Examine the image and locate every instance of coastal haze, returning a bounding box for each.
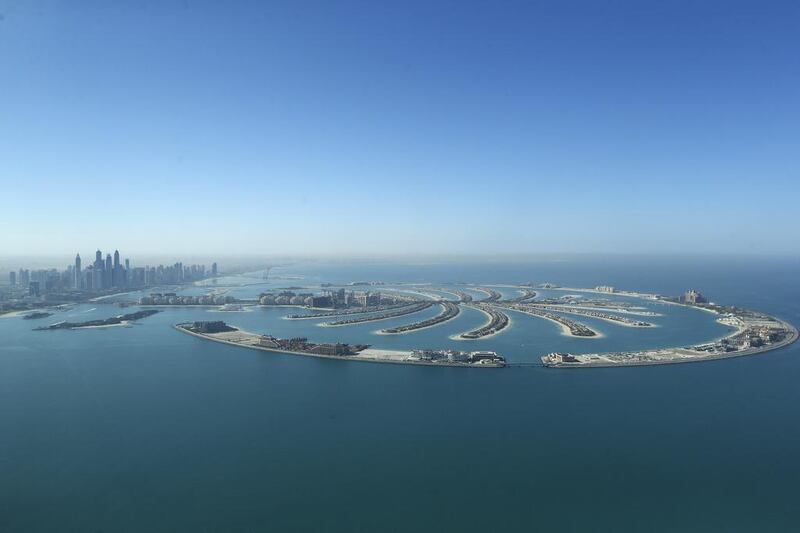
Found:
[3,1,800,532]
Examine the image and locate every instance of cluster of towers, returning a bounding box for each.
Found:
[73,249,128,291]
[70,250,218,292]
[7,252,219,296]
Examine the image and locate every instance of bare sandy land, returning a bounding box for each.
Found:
[0,310,37,318]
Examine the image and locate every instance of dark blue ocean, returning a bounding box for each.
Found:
[2,255,799,532]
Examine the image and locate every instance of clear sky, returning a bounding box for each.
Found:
[1,0,798,256]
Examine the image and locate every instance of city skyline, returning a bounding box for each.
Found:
[6,247,218,295]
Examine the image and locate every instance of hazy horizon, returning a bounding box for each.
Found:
[2,1,799,256]
[2,250,797,276]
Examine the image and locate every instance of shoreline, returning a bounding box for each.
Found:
[0,304,74,319]
[1,309,41,318]
[89,290,140,302]
[173,325,504,368]
[515,283,800,368]
[73,321,133,330]
[543,317,797,368]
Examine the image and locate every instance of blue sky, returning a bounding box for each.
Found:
[1,0,798,255]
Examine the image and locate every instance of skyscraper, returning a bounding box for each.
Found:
[74,253,82,289]
[93,266,103,291]
[9,271,16,286]
[105,254,113,288]
[112,250,121,287]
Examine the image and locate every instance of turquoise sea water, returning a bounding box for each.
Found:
[2,256,799,532]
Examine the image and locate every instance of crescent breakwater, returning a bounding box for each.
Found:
[540,301,798,367]
[174,322,505,368]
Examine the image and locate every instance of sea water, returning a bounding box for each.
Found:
[1,255,798,531]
